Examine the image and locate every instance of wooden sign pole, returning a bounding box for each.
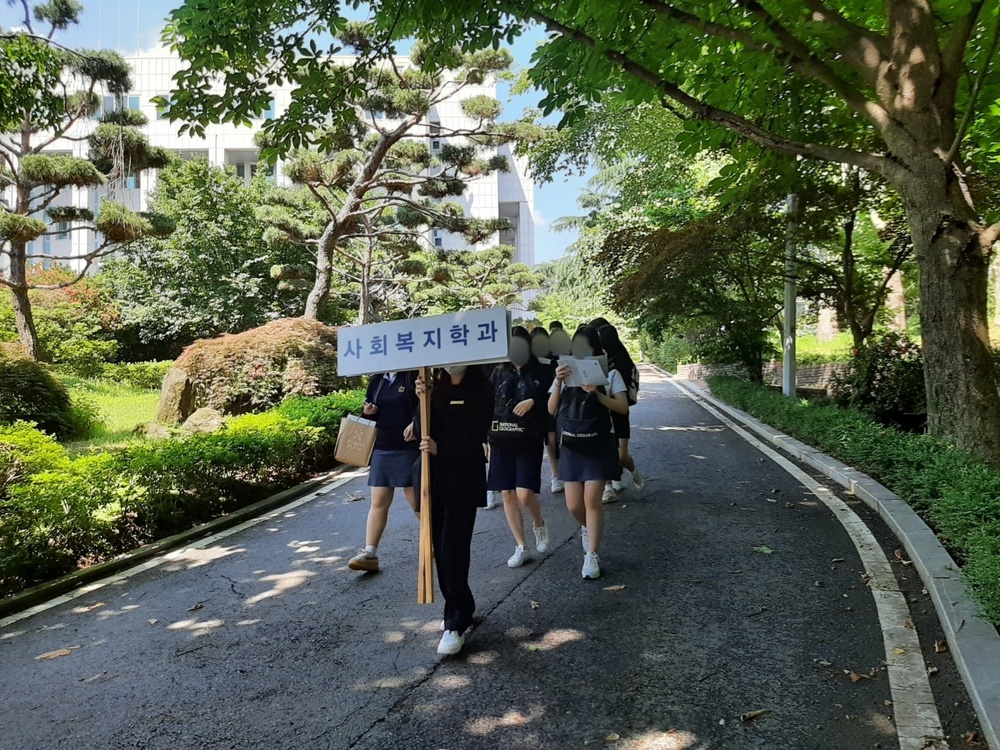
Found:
[417,366,434,604]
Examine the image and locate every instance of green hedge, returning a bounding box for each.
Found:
[708,377,1000,625]
[101,360,175,390]
[0,389,364,598]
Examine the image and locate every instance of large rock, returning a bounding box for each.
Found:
[132,422,173,440]
[155,367,196,425]
[182,407,225,434]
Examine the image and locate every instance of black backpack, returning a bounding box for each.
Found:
[557,385,612,453]
[625,363,640,406]
[489,367,537,446]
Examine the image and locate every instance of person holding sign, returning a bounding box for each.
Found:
[548,325,629,580]
[414,365,494,656]
[348,372,420,573]
[488,327,551,568]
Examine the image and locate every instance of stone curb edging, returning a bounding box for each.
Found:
[0,465,351,620]
[661,371,1000,750]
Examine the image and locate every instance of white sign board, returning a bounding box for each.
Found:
[337,307,511,377]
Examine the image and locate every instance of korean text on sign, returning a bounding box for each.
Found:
[336,307,511,377]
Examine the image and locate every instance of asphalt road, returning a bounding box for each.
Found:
[0,367,984,750]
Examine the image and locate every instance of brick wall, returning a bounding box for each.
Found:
[676,362,849,391]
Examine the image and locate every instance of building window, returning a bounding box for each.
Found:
[429,121,442,152]
[236,163,275,184]
[259,98,275,120]
[250,163,275,181]
[157,96,173,120]
[432,229,444,249]
[126,172,140,190]
[56,221,69,239]
[128,95,140,111]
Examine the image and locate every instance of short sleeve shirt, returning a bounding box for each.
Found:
[549,368,627,396]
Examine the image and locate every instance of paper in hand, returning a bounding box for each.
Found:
[561,356,610,387]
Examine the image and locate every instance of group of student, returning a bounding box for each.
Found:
[347,318,643,656]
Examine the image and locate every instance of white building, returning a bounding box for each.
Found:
[4,52,536,287]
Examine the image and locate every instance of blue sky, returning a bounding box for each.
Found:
[1,0,589,264]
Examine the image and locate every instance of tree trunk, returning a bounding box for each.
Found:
[992,253,1000,329]
[357,260,372,325]
[886,271,907,332]
[6,241,40,359]
[304,244,333,320]
[898,165,1000,466]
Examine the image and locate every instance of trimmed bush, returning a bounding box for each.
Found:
[830,331,925,431]
[708,376,1000,625]
[0,389,362,598]
[102,361,173,390]
[171,317,354,415]
[0,352,77,438]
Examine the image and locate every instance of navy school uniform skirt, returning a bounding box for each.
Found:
[368,447,420,488]
[557,433,622,483]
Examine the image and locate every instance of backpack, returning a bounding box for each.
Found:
[489,367,538,446]
[557,385,612,453]
[625,363,640,406]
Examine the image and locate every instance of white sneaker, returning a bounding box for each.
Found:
[533,525,550,554]
[582,552,602,579]
[347,549,379,572]
[485,491,501,509]
[580,525,590,554]
[437,630,465,655]
[551,478,565,494]
[602,486,618,504]
[612,480,625,493]
[507,545,530,568]
[631,468,646,491]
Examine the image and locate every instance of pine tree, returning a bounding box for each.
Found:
[0,1,172,359]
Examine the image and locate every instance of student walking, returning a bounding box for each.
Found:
[531,327,563,493]
[488,327,551,568]
[599,324,646,500]
[549,324,572,358]
[548,325,630,580]
[415,365,494,656]
[349,372,420,573]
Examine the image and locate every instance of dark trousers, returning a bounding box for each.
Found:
[432,494,478,634]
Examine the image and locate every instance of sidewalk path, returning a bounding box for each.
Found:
[0,367,983,750]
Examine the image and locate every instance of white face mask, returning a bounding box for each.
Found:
[443,365,467,378]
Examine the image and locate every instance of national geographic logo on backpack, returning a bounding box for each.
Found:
[492,420,525,433]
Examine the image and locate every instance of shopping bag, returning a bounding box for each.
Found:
[334,415,377,467]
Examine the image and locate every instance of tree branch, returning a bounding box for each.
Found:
[942,1,985,80]
[736,0,890,128]
[533,12,898,178]
[982,221,1000,252]
[945,8,1000,168]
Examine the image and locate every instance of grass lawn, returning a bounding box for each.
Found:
[59,375,160,451]
[794,332,854,364]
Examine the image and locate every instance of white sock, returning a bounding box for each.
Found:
[366,545,377,556]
